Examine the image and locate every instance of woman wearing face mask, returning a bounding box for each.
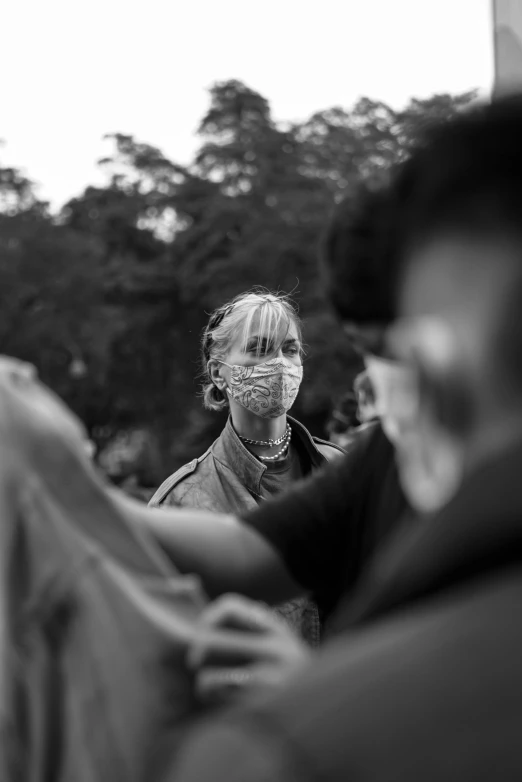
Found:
[149,290,345,645]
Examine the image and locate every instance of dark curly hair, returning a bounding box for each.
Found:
[320,181,401,326]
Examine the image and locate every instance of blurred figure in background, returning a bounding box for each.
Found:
[149,289,345,647]
[173,94,522,782]
[353,369,378,424]
[97,428,159,501]
[326,370,378,448]
[325,389,359,448]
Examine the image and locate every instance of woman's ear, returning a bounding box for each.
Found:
[208,359,227,392]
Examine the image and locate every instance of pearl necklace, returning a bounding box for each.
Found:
[239,423,291,448]
[257,427,292,462]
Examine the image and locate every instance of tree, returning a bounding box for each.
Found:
[0,147,44,215]
[0,84,478,482]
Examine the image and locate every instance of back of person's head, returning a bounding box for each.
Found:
[201,289,302,411]
[390,93,522,512]
[321,183,415,444]
[321,182,400,327]
[396,94,522,413]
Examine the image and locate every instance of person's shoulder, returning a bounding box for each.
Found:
[288,415,347,463]
[344,420,387,454]
[148,449,212,507]
[312,437,347,463]
[316,422,389,486]
[316,422,384,467]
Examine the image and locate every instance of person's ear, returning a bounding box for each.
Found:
[208,360,227,393]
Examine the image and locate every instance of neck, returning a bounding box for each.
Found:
[229,404,290,461]
[230,403,287,442]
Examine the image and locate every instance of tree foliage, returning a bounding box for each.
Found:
[0,83,477,483]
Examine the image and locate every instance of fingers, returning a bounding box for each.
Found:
[195,665,255,706]
[196,593,284,633]
[187,594,289,669]
[194,664,283,706]
[187,594,309,677]
[187,625,273,669]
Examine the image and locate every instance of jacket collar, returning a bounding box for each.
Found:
[348,440,522,627]
[211,415,325,496]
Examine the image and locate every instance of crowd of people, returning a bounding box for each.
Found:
[2,93,522,781]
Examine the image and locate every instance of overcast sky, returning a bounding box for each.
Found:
[1,0,493,210]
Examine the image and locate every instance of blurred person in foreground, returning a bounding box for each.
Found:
[172,95,522,781]
[149,290,345,646]
[0,357,207,782]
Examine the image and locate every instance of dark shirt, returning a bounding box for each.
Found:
[241,422,410,629]
[258,445,304,500]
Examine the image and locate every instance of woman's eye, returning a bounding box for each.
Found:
[285,347,299,356]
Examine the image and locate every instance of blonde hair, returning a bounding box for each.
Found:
[201,289,302,411]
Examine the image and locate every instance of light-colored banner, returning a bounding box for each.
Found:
[492,0,522,95]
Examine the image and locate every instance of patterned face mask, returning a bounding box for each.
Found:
[218,357,303,419]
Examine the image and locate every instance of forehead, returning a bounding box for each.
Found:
[234,308,299,343]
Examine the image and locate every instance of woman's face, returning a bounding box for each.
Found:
[208,311,303,410]
[223,316,302,373]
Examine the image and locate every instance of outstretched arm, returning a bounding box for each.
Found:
[110,490,303,604]
[114,426,376,605]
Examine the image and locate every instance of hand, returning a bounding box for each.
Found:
[187,593,312,707]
